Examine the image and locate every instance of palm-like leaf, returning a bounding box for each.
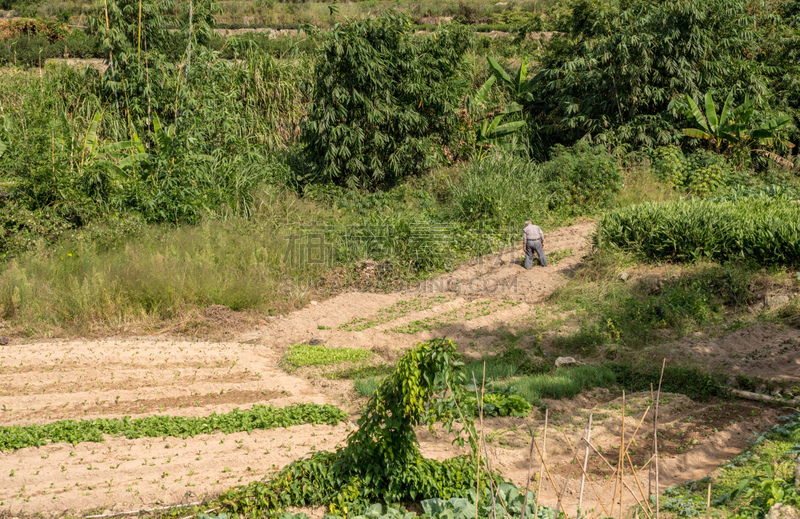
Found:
[487,56,512,86]
[704,92,719,133]
[683,94,709,133]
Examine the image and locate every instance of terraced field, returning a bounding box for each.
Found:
[1,222,796,516]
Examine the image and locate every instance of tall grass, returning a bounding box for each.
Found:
[596,197,800,267]
[446,152,554,229]
[0,203,331,334]
[507,365,618,404]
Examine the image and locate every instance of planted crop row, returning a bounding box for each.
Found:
[389,299,520,334]
[596,197,800,266]
[339,295,451,331]
[0,403,347,451]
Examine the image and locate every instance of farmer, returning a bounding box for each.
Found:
[522,220,547,269]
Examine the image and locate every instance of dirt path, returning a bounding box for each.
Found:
[0,221,795,516]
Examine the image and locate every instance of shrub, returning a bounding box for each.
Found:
[539,141,624,214]
[596,197,800,267]
[448,152,546,229]
[502,364,618,405]
[301,13,472,189]
[653,146,742,196]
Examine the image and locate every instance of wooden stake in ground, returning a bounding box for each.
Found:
[520,429,536,519]
[533,408,549,519]
[649,382,654,502]
[706,483,712,519]
[532,434,569,519]
[618,391,626,519]
[655,359,666,519]
[578,410,594,517]
[473,370,498,519]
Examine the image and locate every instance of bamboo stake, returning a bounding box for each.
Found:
[473,372,497,519]
[626,452,654,516]
[533,408,548,519]
[655,359,666,519]
[587,404,652,519]
[612,391,626,518]
[520,429,536,519]
[649,382,654,503]
[444,378,481,519]
[706,483,711,519]
[532,434,569,519]
[578,411,594,517]
[570,435,612,519]
[555,437,584,515]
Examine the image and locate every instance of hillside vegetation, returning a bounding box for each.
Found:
[1,0,799,335]
[1,4,800,515]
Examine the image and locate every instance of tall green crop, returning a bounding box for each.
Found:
[596,197,800,266]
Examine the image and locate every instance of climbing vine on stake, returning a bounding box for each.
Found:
[218,338,484,516]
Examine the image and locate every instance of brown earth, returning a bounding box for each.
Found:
[1,222,797,516]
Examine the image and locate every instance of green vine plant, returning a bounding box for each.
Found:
[218,338,486,517]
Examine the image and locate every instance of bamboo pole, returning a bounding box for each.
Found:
[578,411,594,517]
[533,408,548,519]
[555,437,584,515]
[520,429,536,519]
[655,360,666,519]
[532,434,569,519]
[570,435,611,519]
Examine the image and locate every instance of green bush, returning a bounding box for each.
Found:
[448,152,546,229]
[652,146,742,196]
[539,141,624,214]
[301,13,473,189]
[596,197,800,266]
[503,364,618,405]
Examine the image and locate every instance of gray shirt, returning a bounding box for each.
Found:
[523,224,544,242]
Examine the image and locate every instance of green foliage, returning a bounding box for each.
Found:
[463,390,532,417]
[502,364,618,405]
[283,344,374,370]
[534,0,775,147]
[301,13,473,189]
[539,141,624,214]
[0,403,347,451]
[608,362,725,400]
[596,197,800,266]
[353,376,386,398]
[660,414,800,518]
[730,462,800,518]
[682,91,794,159]
[218,339,479,516]
[447,152,547,229]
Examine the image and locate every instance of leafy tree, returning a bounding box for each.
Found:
[301,13,472,189]
[88,0,218,124]
[532,0,770,148]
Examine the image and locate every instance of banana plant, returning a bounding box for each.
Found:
[682,91,794,155]
[487,56,535,104]
[78,112,148,174]
[476,103,526,146]
[0,115,10,160]
[465,73,526,152]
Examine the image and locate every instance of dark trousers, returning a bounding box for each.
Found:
[525,239,547,269]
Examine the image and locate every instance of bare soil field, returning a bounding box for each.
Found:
[1,222,796,516]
